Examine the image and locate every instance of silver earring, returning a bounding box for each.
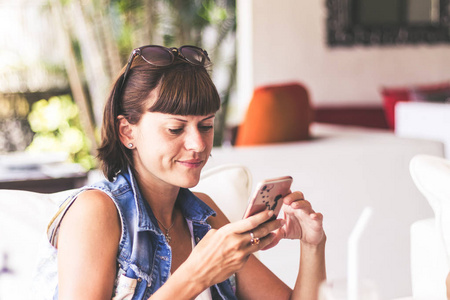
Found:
[128,143,133,149]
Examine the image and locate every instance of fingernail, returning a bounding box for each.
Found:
[280,220,286,226]
[268,210,274,217]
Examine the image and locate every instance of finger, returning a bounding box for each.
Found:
[245,218,285,250]
[250,219,285,239]
[290,199,312,210]
[247,231,277,252]
[224,210,275,234]
[311,212,324,222]
[260,229,284,250]
[282,191,305,205]
[253,225,287,251]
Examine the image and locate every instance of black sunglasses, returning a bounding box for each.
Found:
[119,45,211,91]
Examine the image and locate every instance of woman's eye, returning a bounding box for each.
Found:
[199,125,213,132]
[169,128,183,134]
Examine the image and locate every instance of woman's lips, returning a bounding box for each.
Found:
[177,159,203,168]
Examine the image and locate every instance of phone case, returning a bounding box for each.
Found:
[242,176,293,219]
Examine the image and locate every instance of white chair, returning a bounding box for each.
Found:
[0,164,252,300]
[409,154,450,300]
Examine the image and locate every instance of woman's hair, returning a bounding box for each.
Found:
[97,54,221,181]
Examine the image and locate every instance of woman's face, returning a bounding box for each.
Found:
[124,89,215,189]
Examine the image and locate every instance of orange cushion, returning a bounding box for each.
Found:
[235,83,312,146]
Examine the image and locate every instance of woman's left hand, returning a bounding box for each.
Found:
[263,191,325,250]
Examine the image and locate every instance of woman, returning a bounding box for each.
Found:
[34,45,326,299]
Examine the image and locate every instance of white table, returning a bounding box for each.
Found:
[206,123,444,300]
[395,102,450,158]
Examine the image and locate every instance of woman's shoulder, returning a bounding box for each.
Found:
[68,189,120,227]
[75,189,117,209]
[53,189,121,248]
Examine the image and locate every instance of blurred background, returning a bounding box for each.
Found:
[1,0,449,189]
[0,0,236,172]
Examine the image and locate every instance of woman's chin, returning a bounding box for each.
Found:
[183,177,201,189]
[175,173,201,189]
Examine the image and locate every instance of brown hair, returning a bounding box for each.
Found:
[97,54,220,181]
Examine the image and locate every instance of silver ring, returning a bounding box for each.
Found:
[250,232,260,245]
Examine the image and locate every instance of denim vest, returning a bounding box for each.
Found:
[41,169,237,300]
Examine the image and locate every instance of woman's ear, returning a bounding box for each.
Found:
[117,115,135,149]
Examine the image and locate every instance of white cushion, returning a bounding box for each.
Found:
[192,164,252,223]
[0,189,74,300]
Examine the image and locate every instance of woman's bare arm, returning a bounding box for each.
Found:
[57,190,121,300]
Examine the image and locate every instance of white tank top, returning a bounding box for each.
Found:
[185,220,213,300]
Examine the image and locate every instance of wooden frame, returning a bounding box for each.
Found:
[326,0,450,46]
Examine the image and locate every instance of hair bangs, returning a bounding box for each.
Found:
[150,64,220,116]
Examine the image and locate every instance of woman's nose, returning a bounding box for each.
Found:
[184,129,206,152]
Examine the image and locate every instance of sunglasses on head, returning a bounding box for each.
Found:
[119,45,211,91]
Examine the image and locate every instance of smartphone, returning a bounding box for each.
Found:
[242,176,293,219]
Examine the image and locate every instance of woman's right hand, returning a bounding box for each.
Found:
[180,210,285,289]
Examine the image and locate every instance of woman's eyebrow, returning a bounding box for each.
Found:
[168,117,188,122]
[167,115,215,122]
[201,115,215,121]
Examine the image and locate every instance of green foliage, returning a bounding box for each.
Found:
[27,95,96,170]
[199,0,229,24]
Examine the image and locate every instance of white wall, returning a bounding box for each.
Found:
[234,0,450,123]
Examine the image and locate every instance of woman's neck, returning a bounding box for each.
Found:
[134,171,180,227]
